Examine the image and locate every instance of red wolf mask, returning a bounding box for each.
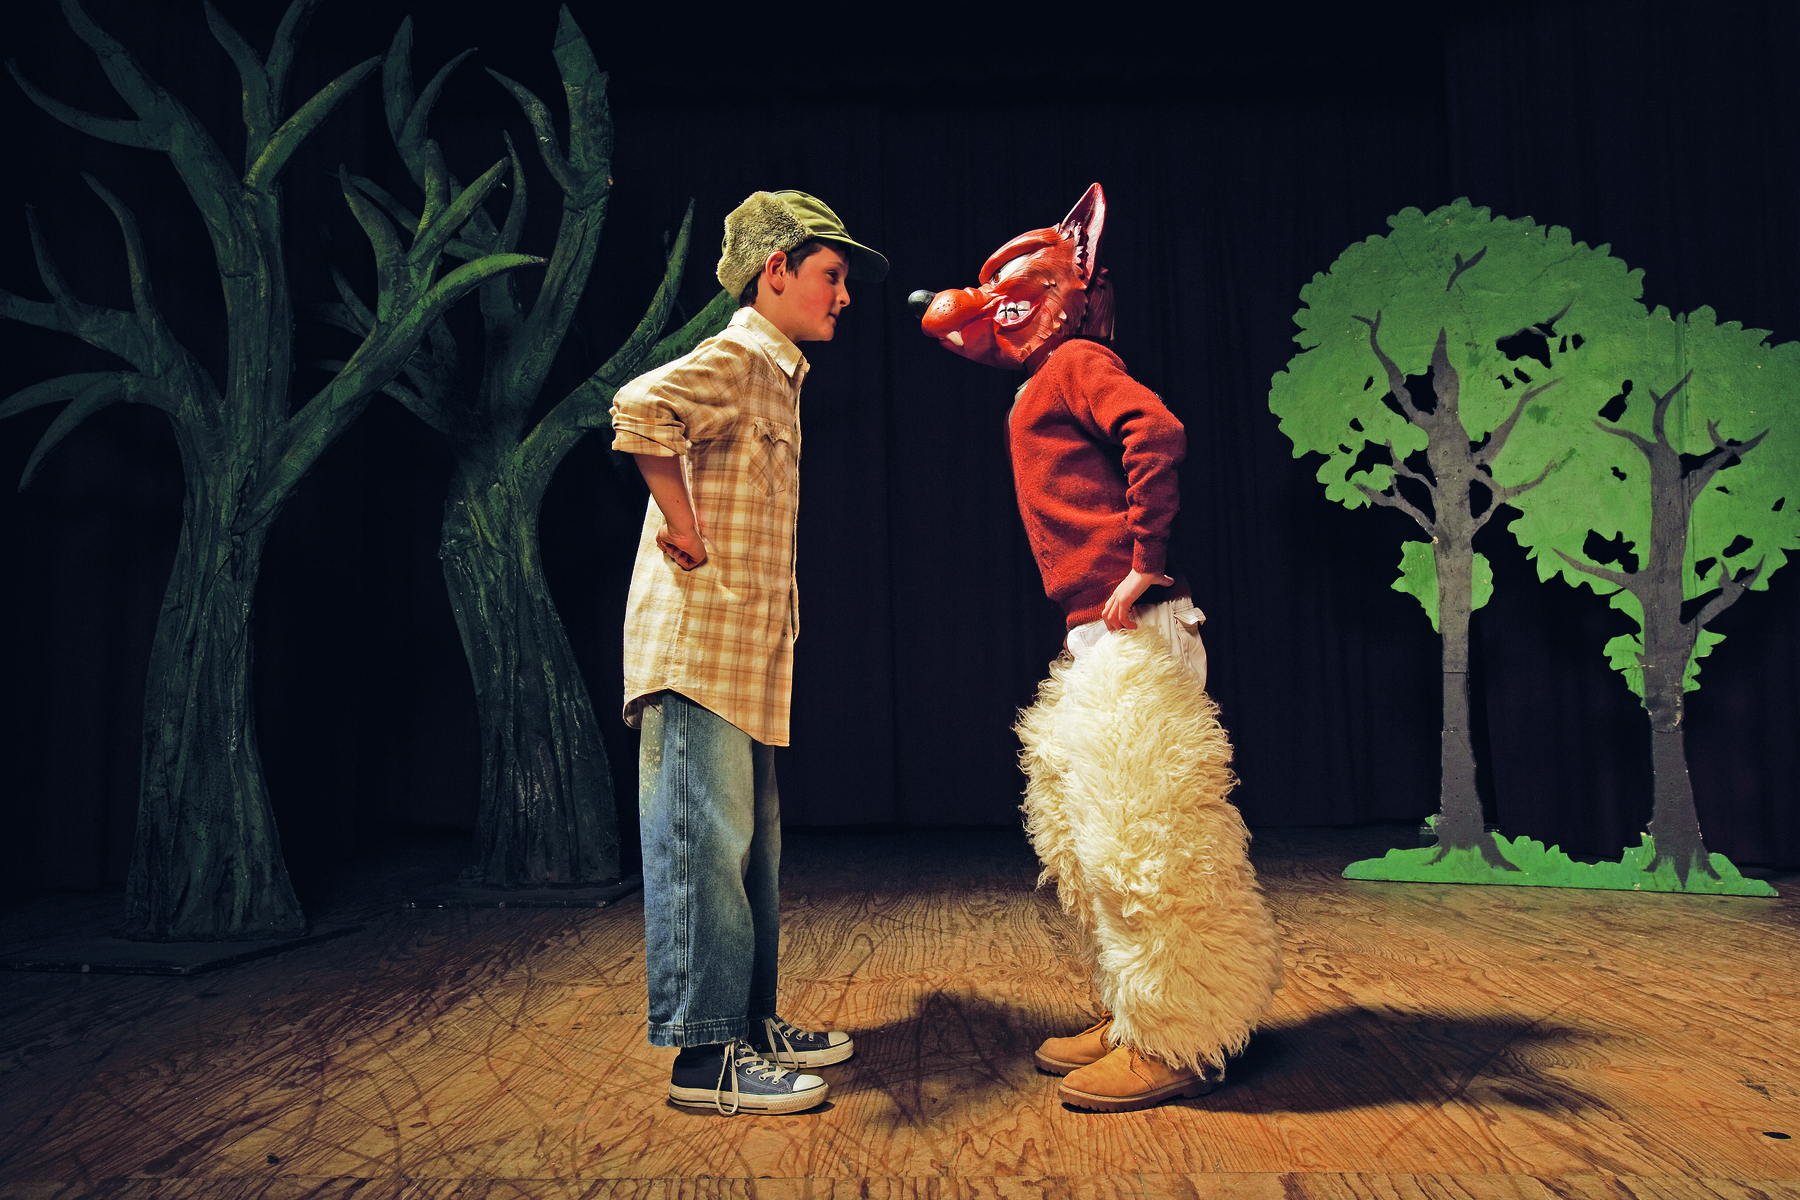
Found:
[913,182,1111,372]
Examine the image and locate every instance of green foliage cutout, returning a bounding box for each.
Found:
[1270,198,1644,867]
[1392,542,1492,633]
[1501,304,1800,884]
[1289,202,1796,895]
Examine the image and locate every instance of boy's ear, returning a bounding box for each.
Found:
[761,250,789,292]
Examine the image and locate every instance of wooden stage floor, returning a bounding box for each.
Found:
[1,824,1796,1199]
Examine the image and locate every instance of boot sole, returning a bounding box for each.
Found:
[1033,1049,1098,1076]
[668,1083,829,1114]
[1058,1075,1215,1113]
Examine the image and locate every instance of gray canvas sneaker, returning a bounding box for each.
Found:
[747,1016,855,1068]
[667,1039,828,1115]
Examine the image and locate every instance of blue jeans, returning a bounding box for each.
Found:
[639,691,782,1047]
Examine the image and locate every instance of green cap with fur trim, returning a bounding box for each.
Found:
[716,190,888,296]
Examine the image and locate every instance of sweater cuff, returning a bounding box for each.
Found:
[1132,538,1168,577]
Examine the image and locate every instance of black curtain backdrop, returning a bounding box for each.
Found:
[1,0,1795,899]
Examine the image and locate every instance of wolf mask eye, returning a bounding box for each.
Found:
[992,253,1033,285]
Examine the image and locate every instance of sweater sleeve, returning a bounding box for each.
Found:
[1058,342,1186,576]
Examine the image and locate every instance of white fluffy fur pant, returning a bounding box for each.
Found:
[1014,612,1284,1073]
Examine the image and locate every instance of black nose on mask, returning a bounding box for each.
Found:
[907,289,936,318]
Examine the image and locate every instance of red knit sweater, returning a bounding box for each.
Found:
[1008,339,1186,629]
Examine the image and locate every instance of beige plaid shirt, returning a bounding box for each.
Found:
[611,306,807,746]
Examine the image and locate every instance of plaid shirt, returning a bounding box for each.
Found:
[611,306,807,746]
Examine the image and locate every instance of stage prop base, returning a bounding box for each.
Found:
[1418,822,1500,848]
[402,876,642,910]
[0,924,362,976]
[1347,832,1777,895]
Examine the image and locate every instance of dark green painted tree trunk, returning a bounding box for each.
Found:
[439,466,616,886]
[125,505,301,939]
[337,11,735,889]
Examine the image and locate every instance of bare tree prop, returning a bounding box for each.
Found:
[322,9,732,888]
[0,0,541,939]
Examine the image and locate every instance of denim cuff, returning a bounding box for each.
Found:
[647,1014,755,1048]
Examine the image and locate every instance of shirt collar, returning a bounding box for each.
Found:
[731,306,808,382]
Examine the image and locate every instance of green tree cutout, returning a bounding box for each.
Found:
[1503,305,1800,887]
[0,0,542,939]
[321,11,733,887]
[1270,199,1643,869]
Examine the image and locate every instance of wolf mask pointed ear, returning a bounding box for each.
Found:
[1058,183,1106,287]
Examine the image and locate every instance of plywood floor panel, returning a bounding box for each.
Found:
[1,826,1796,1200]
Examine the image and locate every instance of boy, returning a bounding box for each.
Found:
[611,190,885,1115]
[912,184,1283,1112]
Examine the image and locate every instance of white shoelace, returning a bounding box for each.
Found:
[761,1017,808,1063]
[712,1038,794,1115]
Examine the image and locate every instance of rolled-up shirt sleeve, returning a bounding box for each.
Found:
[610,340,747,457]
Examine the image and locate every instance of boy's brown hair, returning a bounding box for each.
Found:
[736,239,834,306]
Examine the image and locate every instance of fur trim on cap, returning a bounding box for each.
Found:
[1014,627,1284,1073]
[717,191,811,296]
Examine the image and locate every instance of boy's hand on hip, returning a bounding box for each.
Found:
[1103,570,1175,630]
[656,524,708,571]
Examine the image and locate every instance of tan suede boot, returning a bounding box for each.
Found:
[1057,1045,1215,1112]
[1033,1014,1113,1075]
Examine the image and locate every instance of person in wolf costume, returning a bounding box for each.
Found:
[910,184,1283,1112]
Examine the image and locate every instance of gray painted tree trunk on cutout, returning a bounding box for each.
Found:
[1635,413,1713,881]
[1432,533,1484,856]
[1417,335,1513,869]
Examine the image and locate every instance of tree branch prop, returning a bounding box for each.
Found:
[1353,311,1425,423]
[1595,416,1658,458]
[1445,245,1487,291]
[0,373,183,486]
[247,58,379,194]
[592,200,697,388]
[1355,478,1435,535]
[1478,378,1558,468]
[1479,454,1561,527]
[1684,422,1768,503]
[1383,442,1433,489]
[1648,370,1692,451]
[264,0,325,116]
[486,68,581,197]
[516,214,716,502]
[1693,556,1766,630]
[1555,547,1635,591]
[17,207,150,370]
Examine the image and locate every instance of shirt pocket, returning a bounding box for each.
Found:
[748,416,797,498]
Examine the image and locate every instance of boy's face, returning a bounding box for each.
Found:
[757,244,852,343]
